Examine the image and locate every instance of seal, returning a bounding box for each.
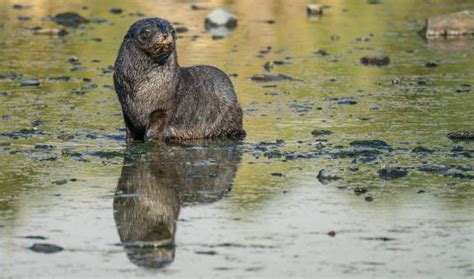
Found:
[113,18,245,141]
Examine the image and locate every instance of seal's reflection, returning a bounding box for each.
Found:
[113,141,242,268]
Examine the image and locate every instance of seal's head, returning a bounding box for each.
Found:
[125,18,176,63]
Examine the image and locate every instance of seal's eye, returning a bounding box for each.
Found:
[138,29,152,42]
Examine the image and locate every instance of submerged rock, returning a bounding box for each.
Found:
[349,140,390,149]
[423,10,474,38]
[317,169,342,184]
[51,12,89,28]
[360,56,390,66]
[20,80,40,87]
[250,74,296,82]
[109,8,123,14]
[306,4,325,16]
[311,130,333,137]
[447,131,474,141]
[29,243,63,254]
[378,168,408,180]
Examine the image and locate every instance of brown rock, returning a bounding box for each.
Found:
[424,10,474,38]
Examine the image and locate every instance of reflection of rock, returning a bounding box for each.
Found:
[205,9,238,38]
[423,10,474,38]
[113,141,242,268]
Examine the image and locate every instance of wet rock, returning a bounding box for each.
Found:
[18,16,32,21]
[330,34,340,41]
[423,10,474,38]
[175,26,189,33]
[29,243,63,254]
[418,164,449,174]
[317,169,342,184]
[13,4,30,9]
[250,74,296,82]
[327,230,336,237]
[52,179,68,185]
[360,56,390,66]
[445,173,474,180]
[365,196,374,202]
[205,8,238,29]
[350,140,390,149]
[367,0,382,4]
[270,172,284,177]
[109,8,123,14]
[48,76,71,82]
[354,187,368,195]
[191,5,207,11]
[412,146,433,153]
[306,4,326,16]
[68,56,81,66]
[311,130,333,137]
[90,151,123,159]
[20,235,47,240]
[425,61,439,68]
[362,237,396,241]
[34,144,54,150]
[447,131,474,141]
[196,250,218,255]
[314,49,329,56]
[378,168,408,180]
[337,99,357,105]
[20,80,40,87]
[32,27,68,36]
[51,12,89,28]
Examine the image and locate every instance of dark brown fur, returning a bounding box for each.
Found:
[113,18,245,141]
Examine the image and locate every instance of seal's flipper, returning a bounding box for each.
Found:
[145,109,168,141]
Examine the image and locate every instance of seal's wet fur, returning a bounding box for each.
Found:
[114,18,245,141]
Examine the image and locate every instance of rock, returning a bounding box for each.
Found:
[52,179,68,185]
[20,235,47,240]
[314,49,329,56]
[109,8,123,14]
[51,12,89,28]
[263,61,274,71]
[425,61,439,68]
[68,56,81,66]
[311,130,333,137]
[33,27,68,36]
[423,10,474,38]
[18,16,32,21]
[378,168,408,180]
[191,5,207,11]
[327,230,336,237]
[412,146,433,153]
[270,172,284,177]
[360,56,390,66]
[365,196,374,202]
[20,80,40,87]
[447,131,474,141]
[349,140,390,149]
[175,26,189,33]
[205,9,238,29]
[417,164,449,174]
[29,243,63,254]
[317,169,342,184]
[250,74,296,82]
[306,4,325,16]
[354,187,368,195]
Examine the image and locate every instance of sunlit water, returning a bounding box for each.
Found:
[0,0,473,278]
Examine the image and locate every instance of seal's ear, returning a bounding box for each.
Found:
[145,109,168,141]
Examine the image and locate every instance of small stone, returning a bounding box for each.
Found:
[175,26,189,33]
[270,172,284,177]
[33,27,68,36]
[365,196,374,202]
[378,168,408,180]
[52,179,68,185]
[412,146,433,153]
[68,56,81,66]
[109,8,123,14]
[307,4,325,16]
[205,8,238,29]
[29,243,63,254]
[314,49,329,56]
[424,10,474,38]
[250,74,296,82]
[354,187,368,195]
[20,80,40,87]
[425,61,439,68]
[18,16,32,21]
[447,131,474,141]
[311,130,333,137]
[263,61,274,71]
[327,230,336,237]
[360,56,390,66]
[349,140,390,149]
[51,12,89,28]
[191,5,207,11]
[330,34,340,41]
[317,169,341,183]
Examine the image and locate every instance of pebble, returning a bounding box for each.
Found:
[360,56,390,66]
[29,243,63,254]
[20,80,40,87]
[378,168,408,180]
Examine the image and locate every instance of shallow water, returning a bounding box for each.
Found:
[0,0,473,278]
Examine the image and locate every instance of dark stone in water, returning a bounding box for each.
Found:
[175,26,189,33]
[425,61,439,68]
[51,12,89,28]
[360,56,390,66]
[52,179,68,185]
[20,235,47,240]
[270,172,284,177]
[90,151,123,159]
[109,8,123,14]
[417,164,449,174]
[447,131,474,141]
[317,169,342,184]
[191,5,207,11]
[327,230,336,237]
[34,144,54,150]
[412,146,433,153]
[20,80,40,87]
[354,187,368,195]
[378,168,408,180]
[250,74,296,82]
[29,243,63,254]
[18,16,32,21]
[314,49,329,56]
[195,250,218,255]
[365,196,374,202]
[350,140,390,149]
[311,130,333,137]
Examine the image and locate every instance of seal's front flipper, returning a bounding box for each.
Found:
[145,109,168,141]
